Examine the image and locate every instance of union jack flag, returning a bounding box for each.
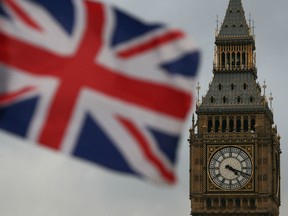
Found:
[0,0,199,184]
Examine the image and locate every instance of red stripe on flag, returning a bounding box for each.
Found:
[0,28,192,151]
[5,0,42,31]
[0,2,192,150]
[0,86,35,105]
[0,32,192,119]
[117,30,184,58]
[118,117,176,184]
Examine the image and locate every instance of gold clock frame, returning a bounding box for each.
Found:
[206,144,255,192]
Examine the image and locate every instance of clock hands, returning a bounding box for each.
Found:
[225,165,251,177]
[225,165,238,175]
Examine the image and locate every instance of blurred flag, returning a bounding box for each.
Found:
[0,0,199,184]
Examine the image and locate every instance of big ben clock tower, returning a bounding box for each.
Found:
[189,0,281,216]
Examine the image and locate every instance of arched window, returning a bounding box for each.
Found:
[218,83,223,90]
[235,199,241,208]
[225,53,230,69]
[221,199,226,208]
[227,53,231,68]
[229,118,234,132]
[208,119,213,133]
[250,199,256,208]
[236,118,241,132]
[222,118,227,132]
[210,97,215,103]
[251,118,256,132]
[237,96,242,104]
[223,96,227,104]
[231,83,235,90]
[232,52,236,67]
[207,199,212,208]
[242,52,246,68]
[242,199,248,208]
[221,52,225,68]
[214,199,219,207]
[228,199,234,208]
[243,83,248,90]
[249,96,254,103]
[244,117,249,132]
[215,118,220,132]
[237,52,241,67]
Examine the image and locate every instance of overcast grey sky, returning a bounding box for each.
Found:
[0,0,287,215]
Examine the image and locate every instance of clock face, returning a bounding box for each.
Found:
[208,146,253,190]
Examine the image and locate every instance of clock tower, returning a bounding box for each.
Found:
[189,0,281,216]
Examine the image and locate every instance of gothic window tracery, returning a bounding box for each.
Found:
[221,52,225,68]
[236,117,241,132]
[215,46,251,70]
[232,52,236,66]
[244,117,249,132]
[237,96,242,104]
[229,117,234,132]
[251,118,256,132]
[207,199,212,208]
[208,118,213,133]
[242,52,246,68]
[215,118,220,132]
[222,118,227,132]
[223,96,227,104]
[243,83,248,90]
[250,199,256,208]
[227,53,231,68]
[235,199,241,208]
[206,116,256,133]
[210,97,215,103]
[221,199,226,208]
[228,199,234,208]
[218,83,223,90]
[237,52,241,67]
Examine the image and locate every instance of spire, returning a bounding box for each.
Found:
[218,0,250,37]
